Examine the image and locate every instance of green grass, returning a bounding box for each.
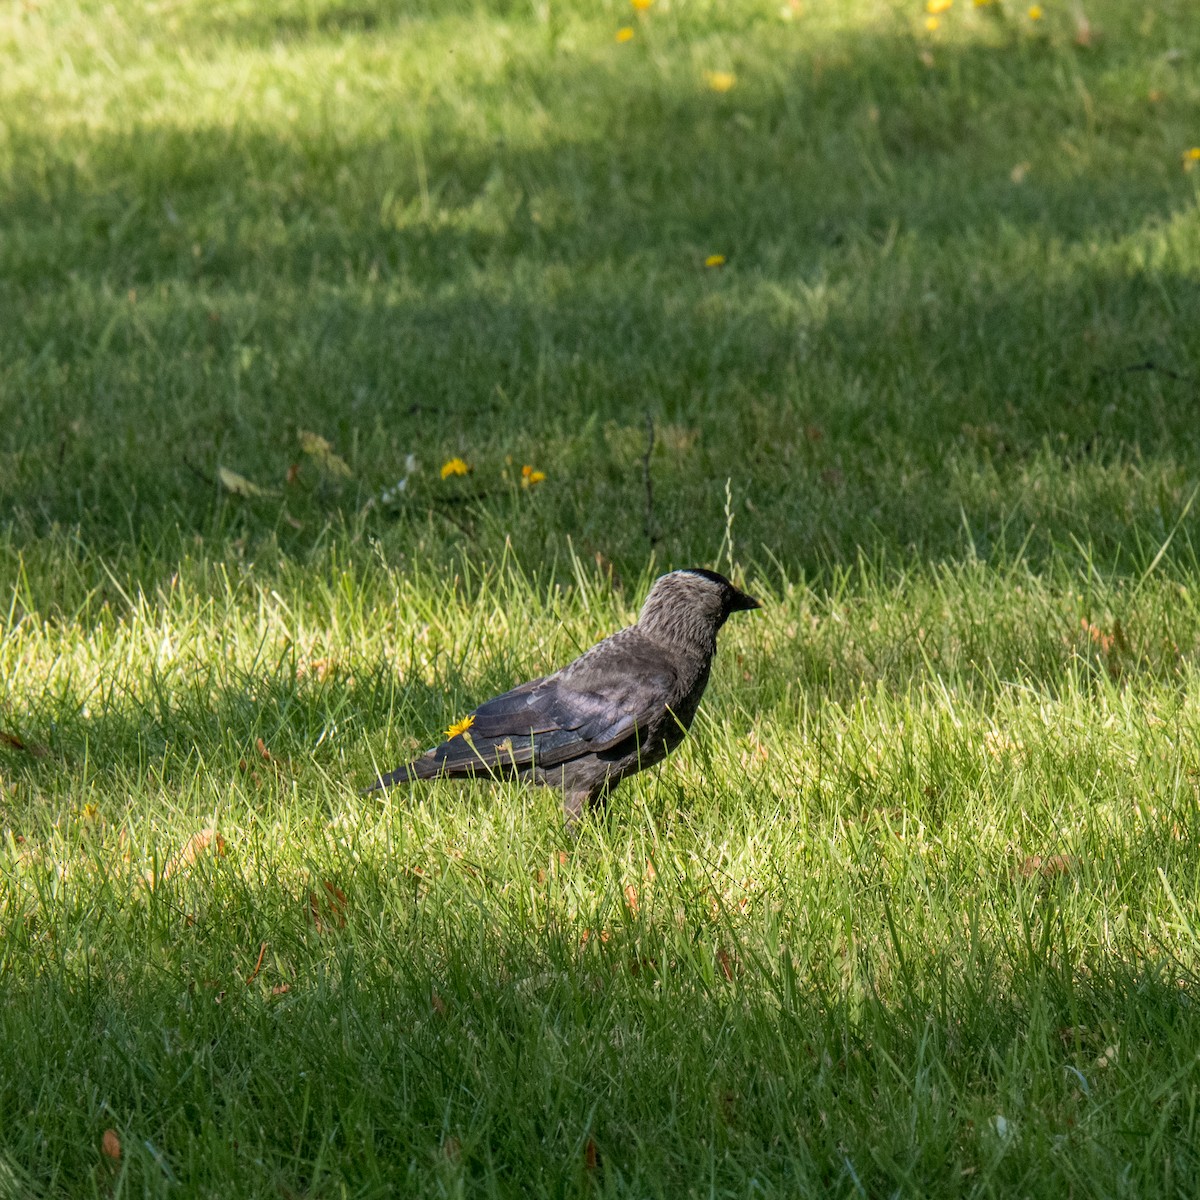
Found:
[3,0,1200,1193]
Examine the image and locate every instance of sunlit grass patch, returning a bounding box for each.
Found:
[3,0,1200,1192]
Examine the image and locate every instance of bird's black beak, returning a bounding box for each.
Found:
[729,588,761,613]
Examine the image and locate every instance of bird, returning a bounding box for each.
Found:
[365,568,761,824]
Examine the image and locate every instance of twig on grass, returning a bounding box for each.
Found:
[1093,360,1192,382]
[246,941,268,985]
[642,412,658,546]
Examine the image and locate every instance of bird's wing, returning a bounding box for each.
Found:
[428,636,678,775]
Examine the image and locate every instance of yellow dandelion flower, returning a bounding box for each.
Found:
[925,14,940,29]
[926,0,952,13]
[973,0,994,6]
[631,0,652,9]
[440,457,471,479]
[705,253,726,268]
[445,714,475,740]
[615,25,634,42]
[1185,147,1200,172]
[1027,4,1043,18]
[521,465,547,487]
[704,70,737,93]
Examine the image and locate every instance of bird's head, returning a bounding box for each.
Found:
[637,568,761,650]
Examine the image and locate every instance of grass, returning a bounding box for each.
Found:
[3,0,1200,1193]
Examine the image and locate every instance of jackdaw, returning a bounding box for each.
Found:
[365,568,760,823]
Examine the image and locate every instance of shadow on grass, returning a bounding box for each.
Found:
[2,870,1198,1193]
[0,654,469,801]
[1,11,1198,587]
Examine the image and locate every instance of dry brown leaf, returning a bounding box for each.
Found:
[0,730,49,758]
[628,953,658,977]
[218,465,276,498]
[324,880,346,918]
[308,880,348,933]
[152,828,226,885]
[1081,617,1113,653]
[271,983,291,996]
[431,990,447,1015]
[716,947,735,980]
[298,429,352,477]
[583,1138,598,1172]
[443,1135,462,1162]
[1018,854,1042,879]
[101,1129,121,1161]
[740,730,770,769]
[623,885,640,916]
[297,429,333,455]
[1018,853,1077,880]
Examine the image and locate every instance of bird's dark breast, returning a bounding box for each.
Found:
[598,657,712,778]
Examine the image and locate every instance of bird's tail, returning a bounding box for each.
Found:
[360,753,442,795]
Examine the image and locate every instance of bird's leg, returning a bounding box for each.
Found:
[562,790,588,831]
[562,781,613,831]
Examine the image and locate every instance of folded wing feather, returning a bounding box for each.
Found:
[428,652,678,775]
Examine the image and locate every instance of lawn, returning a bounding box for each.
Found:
[3,0,1200,1193]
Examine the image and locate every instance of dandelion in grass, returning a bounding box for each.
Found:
[615,25,634,42]
[925,15,940,29]
[704,70,737,93]
[631,0,652,9]
[1185,147,1200,172]
[445,714,475,740]
[440,457,471,479]
[521,465,546,488]
[705,253,726,268]
[926,0,952,12]
[1027,4,1043,18]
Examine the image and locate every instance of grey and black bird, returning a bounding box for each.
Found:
[365,568,760,823]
